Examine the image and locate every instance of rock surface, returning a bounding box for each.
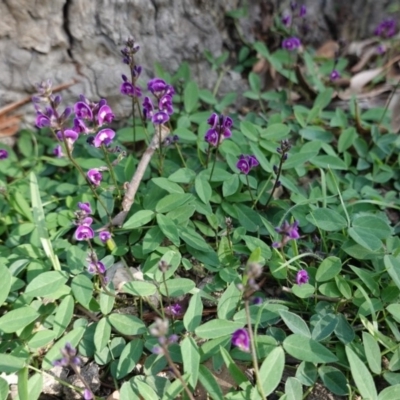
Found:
[0,0,394,123]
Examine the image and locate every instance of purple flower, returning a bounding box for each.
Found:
[99,231,111,243]
[299,5,307,17]
[374,18,397,38]
[282,37,301,51]
[53,145,64,158]
[152,111,169,125]
[57,129,79,143]
[231,328,250,352]
[376,44,386,54]
[120,81,142,97]
[35,112,51,128]
[236,154,259,175]
[88,261,106,274]
[83,389,93,400]
[296,269,309,285]
[147,78,169,96]
[75,225,94,241]
[93,128,115,147]
[275,220,300,239]
[73,118,89,134]
[53,343,81,367]
[142,96,154,120]
[78,202,92,214]
[205,113,233,147]
[330,69,340,81]
[282,14,291,27]
[0,149,9,160]
[97,104,114,126]
[165,303,184,317]
[252,297,263,305]
[74,101,93,120]
[159,95,174,115]
[87,168,102,186]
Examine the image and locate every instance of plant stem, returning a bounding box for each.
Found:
[174,142,187,168]
[161,345,195,400]
[101,145,121,199]
[264,152,285,208]
[244,299,266,399]
[245,174,255,204]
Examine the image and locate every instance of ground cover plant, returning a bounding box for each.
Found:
[1,3,400,400]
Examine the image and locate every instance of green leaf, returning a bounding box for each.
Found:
[99,286,115,315]
[108,314,146,335]
[195,176,212,204]
[10,190,33,222]
[156,193,194,213]
[53,295,74,339]
[182,336,200,389]
[306,208,347,231]
[259,346,285,396]
[279,310,311,337]
[312,155,347,170]
[223,174,240,197]
[0,354,25,373]
[25,271,68,298]
[0,377,9,400]
[353,215,392,239]
[17,366,28,400]
[260,123,290,141]
[334,314,355,344]
[184,293,203,332]
[28,330,56,349]
[318,366,348,396]
[0,264,12,306]
[217,282,241,320]
[316,256,342,282]
[285,377,302,400]
[116,339,144,379]
[0,306,39,333]
[179,226,211,252]
[384,255,400,291]
[249,72,261,94]
[43,327,85,369]
[198,364,224,400]
[311,314,337,342]
[363,332,382,374]
[122,281,158,297]
[152,177,184,194]
[295,361,317,386]
[345,345,377,400]
[30,172,61,271]
[195,320,244,339]
[283,334,338,363]
[378,385,400,400]
[348,227,382,252]
[220,347,250,390]
[184,81,199,113]
[240,121,259,142]
[338,127,357,153]
[71,274,93,308]
[162,373,190,399]
[94,318,111,352]
[168,168,196,183]
[123,210,155,229]
[156,214,180,246]
[15,372,42,400]
[159,278,195,297]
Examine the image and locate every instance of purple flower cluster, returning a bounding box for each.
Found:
[142,78,175,125]
[53,343,81,367]
[236,154,259,175]
[165,303,185,317]
[33,80,117,157]
[204,113,233,147]
[120,37,143,99]
[74,202,94,241]
[272,220,300,248]
[282,37,302,51]
[0,149,8,160]
[281,3,306,27]
[374,18,397,38]
[150,318,178,355]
